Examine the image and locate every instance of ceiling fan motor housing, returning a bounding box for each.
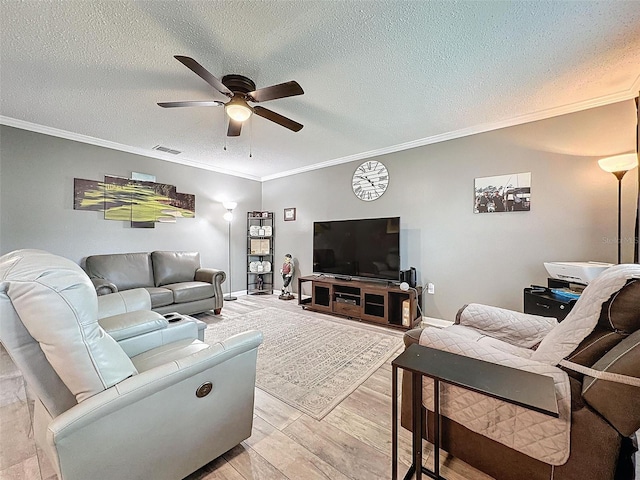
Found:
[222,75,257,96]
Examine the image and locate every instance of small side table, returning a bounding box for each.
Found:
[391,343,558,480]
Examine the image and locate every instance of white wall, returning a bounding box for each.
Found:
[263,100,638,320]
[0,126,262,294]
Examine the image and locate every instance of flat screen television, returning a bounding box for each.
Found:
[313,217,400,281]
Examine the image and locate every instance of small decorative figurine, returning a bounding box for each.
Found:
[279,253,295,300]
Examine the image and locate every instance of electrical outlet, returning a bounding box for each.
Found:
[427,283,435,294]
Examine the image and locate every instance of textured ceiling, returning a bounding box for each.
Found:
[1,1,639,181]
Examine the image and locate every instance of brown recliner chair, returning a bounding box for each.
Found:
[402,264,640,480]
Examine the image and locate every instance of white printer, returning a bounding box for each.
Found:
[544,261,614,285]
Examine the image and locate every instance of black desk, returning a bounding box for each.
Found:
[391,343,558,480]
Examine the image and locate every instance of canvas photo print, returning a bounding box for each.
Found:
[474,172,531,214]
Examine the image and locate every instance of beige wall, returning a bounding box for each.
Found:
[263,100,638,320]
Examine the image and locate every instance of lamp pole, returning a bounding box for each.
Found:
[598,154,639,264]
[223,202,237,301]
[613,171,625,265]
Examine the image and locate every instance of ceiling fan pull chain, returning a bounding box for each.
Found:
[249,116,253,158]
[223,114,228,151]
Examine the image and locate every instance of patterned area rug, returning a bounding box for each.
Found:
[203,306,402,420]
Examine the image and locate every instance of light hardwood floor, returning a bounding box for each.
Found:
[1,295,637,480]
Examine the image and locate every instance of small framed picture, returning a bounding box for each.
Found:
[284,207,296,221]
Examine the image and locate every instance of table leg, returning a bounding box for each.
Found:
[412,371,423,480]
[434,380,440,479]
[392,366,398,480]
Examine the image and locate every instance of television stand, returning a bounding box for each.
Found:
[298,275,422,330]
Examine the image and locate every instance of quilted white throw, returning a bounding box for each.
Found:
[419,264,640,465]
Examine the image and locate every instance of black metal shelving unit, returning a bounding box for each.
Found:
[247,212,274,295]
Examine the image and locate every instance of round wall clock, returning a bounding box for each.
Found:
[352,160,389,201]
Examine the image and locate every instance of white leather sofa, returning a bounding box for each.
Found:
[0,249,263,480]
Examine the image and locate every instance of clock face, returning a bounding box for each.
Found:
[352,160,389,201]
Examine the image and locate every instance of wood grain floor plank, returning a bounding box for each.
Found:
[339,384,395,430]
[183,457,244,480]
[244,417,351,480]
[282,414,393,480]
[253,388,303,431]
[222,443,288,480]
[323,404,415,470]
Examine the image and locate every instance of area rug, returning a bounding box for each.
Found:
[203,306,402,420]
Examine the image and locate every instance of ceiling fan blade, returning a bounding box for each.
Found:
[157,100,224,108]
[247,81,304,103]
[174,55,233,97]
[253,106,303,132]
[227,119,243,137]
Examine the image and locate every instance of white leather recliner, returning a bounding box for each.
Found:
[0,249,263,480]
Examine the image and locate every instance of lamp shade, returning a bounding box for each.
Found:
[598,154,638,173]
[222,201,237,210]
[224,98,252,122]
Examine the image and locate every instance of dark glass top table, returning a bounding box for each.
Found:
[391,343,558,480]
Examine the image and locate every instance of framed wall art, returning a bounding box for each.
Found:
[284,207,296,221]
[474,172,531,214]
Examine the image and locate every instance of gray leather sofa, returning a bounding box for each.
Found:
[0,249,263,480]
[84,251,225,315]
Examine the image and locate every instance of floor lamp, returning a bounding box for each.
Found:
[598,154,639,264]
[223,201,238,301]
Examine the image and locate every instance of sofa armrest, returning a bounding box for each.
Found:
[98,310,169,342]
[195,267,226,285]
[48,330,263,440]
[45,331,263,480]
[97,289,152,319]
[196,268,226,310]
[91,278,117,296]
[456,303,558,348]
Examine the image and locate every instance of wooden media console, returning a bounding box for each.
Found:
[298,275,422,330]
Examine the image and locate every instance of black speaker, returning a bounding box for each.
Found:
[400,267,416,288]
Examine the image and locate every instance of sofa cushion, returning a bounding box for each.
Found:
[152,251,199,287]
[146,287,174,308]
[0,249,137,403]
[582,329,640,437]
[85,252,154,290]
[597,279,640,334]
[165,282,215,304]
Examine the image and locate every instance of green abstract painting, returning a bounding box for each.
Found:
[74,176,195,228]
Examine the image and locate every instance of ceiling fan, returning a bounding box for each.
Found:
[158,56,304,137]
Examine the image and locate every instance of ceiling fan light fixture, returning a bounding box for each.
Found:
[225,98,253,122]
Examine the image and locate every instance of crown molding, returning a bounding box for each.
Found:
[2,79,638,184]
[0,116,261,181]
[262,83,640,181]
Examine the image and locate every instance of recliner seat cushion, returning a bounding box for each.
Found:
[0,250,137,402]
[165,282,215,304]
[85,252,154,290]
[152,251,199,287]
[146,287,174,308]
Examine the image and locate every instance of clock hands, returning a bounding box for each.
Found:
[355,175,376,188]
